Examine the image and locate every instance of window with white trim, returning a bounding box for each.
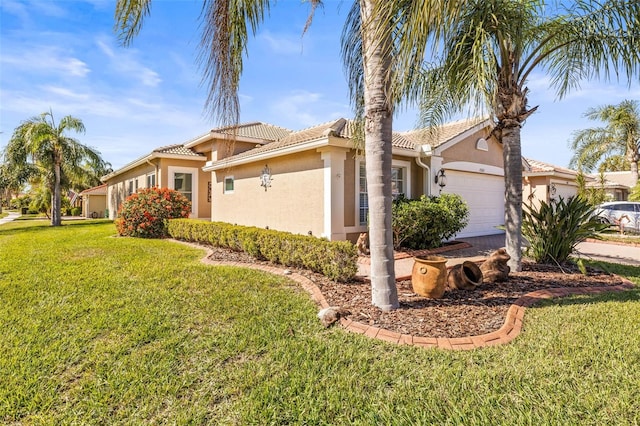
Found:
[174,172,193,202]
[127,178,138,196]
[391,167,405,199]
[168,166,198,216]
[358,160,411,226]
[146,173,156,188]
[224,176,234,194]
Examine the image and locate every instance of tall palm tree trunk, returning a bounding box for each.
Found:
[360,0,398,310]
[502,120,523,271]
[52,160,62,226]
[629,154,639,187]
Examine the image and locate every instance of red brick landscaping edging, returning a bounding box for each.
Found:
[174,240,636,351]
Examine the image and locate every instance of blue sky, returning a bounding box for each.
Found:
[2,0,639,171]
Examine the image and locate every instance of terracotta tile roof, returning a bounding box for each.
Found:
[216,117,481,164]
[218,119,349,162]
[400,118,488,148]
[524,158,578,175]
[212,122,292,141]
[153,144,205,157]
[79,184,107,195]
[602,171,635,187]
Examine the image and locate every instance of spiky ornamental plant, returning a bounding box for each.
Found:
[522,196,608,265]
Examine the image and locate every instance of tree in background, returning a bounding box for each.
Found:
[3,111,106,226]
[114,0,457,310]
[575,171,607,207]
[569,99,640,187]
[402,0,640,271]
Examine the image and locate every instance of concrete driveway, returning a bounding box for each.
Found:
[574,240,640,266]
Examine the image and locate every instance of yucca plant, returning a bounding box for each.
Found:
[522,196,609,265]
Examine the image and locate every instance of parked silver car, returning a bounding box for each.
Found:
[593,201,640,232]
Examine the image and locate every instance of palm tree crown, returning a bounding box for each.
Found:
[4,111,105,226]
[403,0,640,270]
[570,99,640,187]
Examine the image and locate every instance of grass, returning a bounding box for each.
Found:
[1,221,639,424]
[596,231,640,244]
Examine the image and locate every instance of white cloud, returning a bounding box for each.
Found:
[258,30,304,55]
[95,36,162,87]
[41,85,90,100]
[1,46,90,77]
[0,0,30,25]
[268,90,349,128]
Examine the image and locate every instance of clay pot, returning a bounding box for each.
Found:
[412,255,447,298]
[447,261,483,290]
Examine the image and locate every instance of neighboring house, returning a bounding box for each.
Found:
[203,117,505,241]
[101,122,291,219]
[522,158,591,209]
[79,184,107,218]
[596,171,634,201]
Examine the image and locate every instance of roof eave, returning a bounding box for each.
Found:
[204,137,353,171]
[102,152,206,182]
[432,119,492,155]
[184,131,272,148]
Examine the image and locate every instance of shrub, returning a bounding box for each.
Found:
[70,207,82,216]
[391,194,469,249]
[168,219,358,282]
[115,187,191,238]
[629,183,640,202]
[522,196,609,264]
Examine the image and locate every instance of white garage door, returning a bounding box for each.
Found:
[551,183,577,202]
[442,171,505,238]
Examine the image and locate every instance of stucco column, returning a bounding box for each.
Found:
[320,148,348,240]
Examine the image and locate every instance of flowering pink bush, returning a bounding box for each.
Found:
[115,187,191,238]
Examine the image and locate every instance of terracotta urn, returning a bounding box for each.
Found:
[412,255,448,298]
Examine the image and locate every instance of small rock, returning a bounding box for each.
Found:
[283,269,292,275]
[317,306,350,328]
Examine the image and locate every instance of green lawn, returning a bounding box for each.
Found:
[1,221,639,424]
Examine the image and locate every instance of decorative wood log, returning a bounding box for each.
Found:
[480,248,511,283]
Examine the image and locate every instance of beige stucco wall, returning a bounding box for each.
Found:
[212,150,325,236]
[105,157,209,219]
[343,151,357,227]
[523,175,579,210]
[105,164,155,218]
[441,129,503,168]
[158,158,211,218]
[82,194,107,218]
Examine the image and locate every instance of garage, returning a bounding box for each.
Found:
[550,181,578,201]
[442,170,505,238]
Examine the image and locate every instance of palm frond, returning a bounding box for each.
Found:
[114,0,152,46]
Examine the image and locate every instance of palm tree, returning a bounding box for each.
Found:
[4,111,105,226]
[114,0,456,310]
[569,99,640,187]
[401,0,640,271]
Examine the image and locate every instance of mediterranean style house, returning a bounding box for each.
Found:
[101,122,291,220]
[105,117,591,243]
[79,184,107,218]
[522,158,592,209]
[202,117,504,241]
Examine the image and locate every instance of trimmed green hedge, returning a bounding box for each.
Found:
[168,219,358,282]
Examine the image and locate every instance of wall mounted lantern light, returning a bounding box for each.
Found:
[434,168,447,192]
[260,165,272,191]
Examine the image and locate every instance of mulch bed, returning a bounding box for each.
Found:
[206,246,629,338]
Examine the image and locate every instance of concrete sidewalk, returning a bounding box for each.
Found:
[357,234,507,280]
[0,211,21,225]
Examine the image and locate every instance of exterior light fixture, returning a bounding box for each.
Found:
[434,168,447,192]
[260,165,272,191]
